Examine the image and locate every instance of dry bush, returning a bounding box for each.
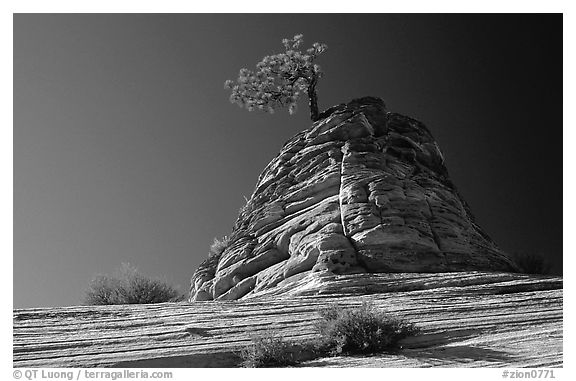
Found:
[239,302,420,367]
[239,332,300,368]
[209,236,230,258]
[511,252,554,275]
[315,301,420,355]
[84,263,185,305]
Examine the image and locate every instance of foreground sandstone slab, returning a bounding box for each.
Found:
[13,272,562,368]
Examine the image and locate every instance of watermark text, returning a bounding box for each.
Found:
[13,369,173,381]
[502,370,556,379]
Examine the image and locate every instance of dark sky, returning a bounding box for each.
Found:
[14,14,562,308]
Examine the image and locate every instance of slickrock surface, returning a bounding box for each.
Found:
[191,97,518,302]
[13,272,562,368]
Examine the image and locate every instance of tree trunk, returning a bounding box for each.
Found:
[307,76,319,122]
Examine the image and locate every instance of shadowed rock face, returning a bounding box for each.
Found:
[191,97,518,301]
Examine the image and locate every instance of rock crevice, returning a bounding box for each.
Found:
[190,97,518,301]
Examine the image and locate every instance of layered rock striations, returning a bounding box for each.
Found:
[14,272,563,368]
[191,97,518,301]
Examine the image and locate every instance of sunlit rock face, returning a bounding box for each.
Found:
[190,97,518,301]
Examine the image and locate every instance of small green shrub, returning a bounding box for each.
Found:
[209,235,230,258]
[84,263,185,305]
[511,252,553,275]
[239,332,300,368]
[316,301,420,355]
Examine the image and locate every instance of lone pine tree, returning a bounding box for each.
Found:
[224,34,327,121]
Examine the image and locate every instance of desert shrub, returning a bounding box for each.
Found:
[512,252,553,275]
[238,303,419,367]
[239,332,300,368]
[209,235,230,258]
[84,263,185,305]
[315,301,420,355]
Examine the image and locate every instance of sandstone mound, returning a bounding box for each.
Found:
[191,97,518,301]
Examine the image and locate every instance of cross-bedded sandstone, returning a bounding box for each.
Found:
[191,97,518,301]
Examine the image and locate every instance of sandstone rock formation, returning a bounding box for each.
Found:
[191,97,518,301]
[13,272,563,368]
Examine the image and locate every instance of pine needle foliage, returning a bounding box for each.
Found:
[224,34,327,121]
